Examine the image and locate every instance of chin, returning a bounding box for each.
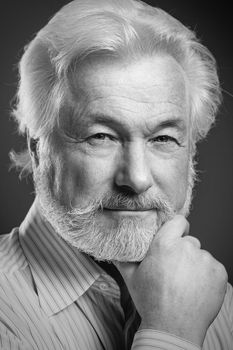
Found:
[66,215,158,262]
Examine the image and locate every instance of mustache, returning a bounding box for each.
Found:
[100,193,173,212]
[68,192,175,219]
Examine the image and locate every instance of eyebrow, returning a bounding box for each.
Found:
[84,112,187,132]
[154,118,187,131]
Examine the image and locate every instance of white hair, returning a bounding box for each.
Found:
[11,0,222,174]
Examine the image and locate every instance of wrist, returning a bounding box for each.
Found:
[132,329,201,350]
[139,320,204,347]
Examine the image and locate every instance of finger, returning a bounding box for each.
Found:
[183,235,201,249]
[156,215,189,242]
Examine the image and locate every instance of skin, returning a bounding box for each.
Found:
[116,216,227,346]
[45,55,191,225]
[34,54,227,346]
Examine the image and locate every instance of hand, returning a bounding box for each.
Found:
[114,215,228,347]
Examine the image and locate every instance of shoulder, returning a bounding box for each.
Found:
[0,229,35,324]
[0,228,28,273]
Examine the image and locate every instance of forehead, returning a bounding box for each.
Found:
[71,54,189,127]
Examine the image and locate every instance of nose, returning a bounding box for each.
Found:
[114,141,153,194]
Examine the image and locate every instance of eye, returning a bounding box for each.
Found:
[86,133,117,145]
[151,135,180,146]
[90,133,110,140]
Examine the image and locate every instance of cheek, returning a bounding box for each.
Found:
[157,155,190,209]
[56,152,115,206]
[172,160,190,209]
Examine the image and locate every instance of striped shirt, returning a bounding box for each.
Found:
[0,199,232,350]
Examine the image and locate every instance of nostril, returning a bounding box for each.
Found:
[116,184,137,196]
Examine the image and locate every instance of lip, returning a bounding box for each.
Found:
[103,208,154,211]
[103,208,156,217]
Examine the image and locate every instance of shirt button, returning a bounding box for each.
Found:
[99,282,109,291]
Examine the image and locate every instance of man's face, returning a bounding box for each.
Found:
[35,54,192,262]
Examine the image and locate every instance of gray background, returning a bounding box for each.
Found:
[0,1,232,284]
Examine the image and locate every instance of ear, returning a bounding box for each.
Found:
[27,133,39,167]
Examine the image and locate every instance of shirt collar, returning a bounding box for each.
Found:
[19,198,103,316]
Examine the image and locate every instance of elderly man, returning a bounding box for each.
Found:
[0,0,232,349]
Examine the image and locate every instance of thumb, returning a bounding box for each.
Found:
[113,261,138,282]
[156,214,189,241]
[147,215,189,255]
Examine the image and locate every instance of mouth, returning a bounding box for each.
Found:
[103,208,154,211]
[102,207,156,217]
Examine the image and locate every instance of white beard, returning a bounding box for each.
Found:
[33,160,195,262]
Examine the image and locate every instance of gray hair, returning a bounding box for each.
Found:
[11,0,222,174]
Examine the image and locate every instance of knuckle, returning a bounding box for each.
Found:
[203,254,228,284]
[201,249,213,262]
[216,262,228,282]
[182,237,200,253]
[214,263,228,296]
[184,236,200,247]
[182,238,193,250]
